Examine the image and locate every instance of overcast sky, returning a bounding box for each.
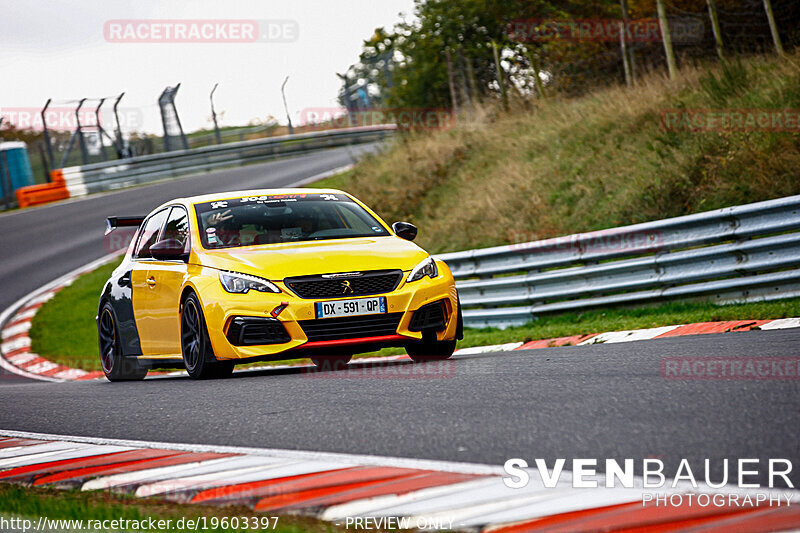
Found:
[0,0,414,134]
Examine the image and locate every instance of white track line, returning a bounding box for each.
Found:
[454,342,523,355]
[759,317,800,330]
[290,164,354,187]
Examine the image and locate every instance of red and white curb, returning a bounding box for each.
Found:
[457,318,800,356]
[0,430,797,532]
[2,251,800,382]
[0,253,126,382]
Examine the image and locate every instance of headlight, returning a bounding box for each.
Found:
[407,257,438,282]
[219,271,281,294]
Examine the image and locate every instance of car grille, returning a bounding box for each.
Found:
[226,317,291,346]
[409,299,448,332]
[285,270,403,299]
[299,313,403,342]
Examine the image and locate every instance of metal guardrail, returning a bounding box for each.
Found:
[58,125,395,198]
[439,195,800,328]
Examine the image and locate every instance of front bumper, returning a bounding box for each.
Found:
[196,259,459,360]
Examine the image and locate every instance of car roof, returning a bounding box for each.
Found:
[156,188,350,210]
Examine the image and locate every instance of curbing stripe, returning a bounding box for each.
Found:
[577,326,681,345]
[455,343,523,355]
[80,457,242,492]
[35,452,233,487]
[191,466,404,505]
[320,477,496,521]
[0,450,173,482]
[2,321,31,339]
[759,317,800,330]
[135,460,350,500]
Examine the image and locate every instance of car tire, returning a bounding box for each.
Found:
[98,303,147,381]
[406,338,457,362]
[181,292,234,380]
[310,355,352,371]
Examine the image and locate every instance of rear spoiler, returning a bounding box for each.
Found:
[105,216,145,235]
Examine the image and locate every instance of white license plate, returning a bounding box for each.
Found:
[315,297,387,319]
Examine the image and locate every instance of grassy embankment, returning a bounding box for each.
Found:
[315,54,800,253]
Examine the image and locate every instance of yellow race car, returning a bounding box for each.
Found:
[98,189,462,380]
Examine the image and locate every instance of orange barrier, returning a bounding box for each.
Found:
[15,169,70,208]
[50,169,65,184]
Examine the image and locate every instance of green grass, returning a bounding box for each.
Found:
[0,483,350,533]
[454,299,800,347]
[28,258,800,371]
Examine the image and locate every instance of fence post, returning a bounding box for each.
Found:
[94,98,109,162]
[38,141,51,183]
[762,0,785,56]
[210,83,222,145]
[75,98,90,165]
[281,76,294,135]
[706,0,725,60]
[40,99,55,170]
[491,41,508,110]
[656,0,678,80]
[112,93,127,158]
[527,49,547,99]
[445,49,460,114]
[619,0,633,87]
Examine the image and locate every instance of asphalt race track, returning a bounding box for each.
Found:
[0,329,798,487]
[0,144,798,488]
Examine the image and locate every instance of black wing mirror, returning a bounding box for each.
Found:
[392,221,418,241]
[150,239,188,261]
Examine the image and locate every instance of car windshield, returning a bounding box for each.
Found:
[194,193,390,249]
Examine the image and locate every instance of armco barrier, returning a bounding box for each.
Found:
[439,195,800,328]
[14,125,395,207]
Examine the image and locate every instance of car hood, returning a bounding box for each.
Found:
[193,236,430,280]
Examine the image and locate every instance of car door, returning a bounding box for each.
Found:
[130,208,170,356]
[144,205,191,356]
